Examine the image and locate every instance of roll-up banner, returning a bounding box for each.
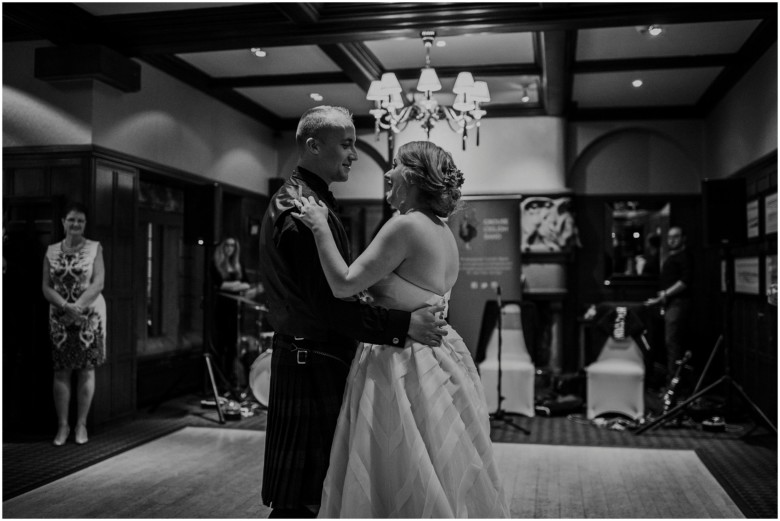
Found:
[446,196,523,355]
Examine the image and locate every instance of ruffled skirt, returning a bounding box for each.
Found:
[319,326,510,518]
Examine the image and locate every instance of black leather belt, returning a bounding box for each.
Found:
[274,334,350,368]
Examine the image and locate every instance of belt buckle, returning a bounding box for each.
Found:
[296,349,308,365]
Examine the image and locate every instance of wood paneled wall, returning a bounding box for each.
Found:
[91,160,138,423]
[720,153,777,424]
[3,150,138,431]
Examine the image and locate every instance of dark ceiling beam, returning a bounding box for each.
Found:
[538,30,574,117]
[390,63,541,81]
[274,3,322,24]
[2,3,97,45]
[211,72,352,89]
[319,42,383,91]
[141,54,282,129]
[38,2,774,55]
[696,16,778,113]
[575,54,734,73]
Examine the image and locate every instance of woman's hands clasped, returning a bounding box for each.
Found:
[291,196,330,231]
[61,302,85,326]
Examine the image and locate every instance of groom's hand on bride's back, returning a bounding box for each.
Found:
[408,304,448,347]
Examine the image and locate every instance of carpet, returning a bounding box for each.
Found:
[4,426,744,518]
[494,443,744,518]
[3,427,271,519]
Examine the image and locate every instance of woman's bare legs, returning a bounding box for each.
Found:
[74,368,95,444]
[52,369,72,446]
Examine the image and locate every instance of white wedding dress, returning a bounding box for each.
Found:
[319,272,510,518]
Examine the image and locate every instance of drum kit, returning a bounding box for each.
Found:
[211,292,274,413]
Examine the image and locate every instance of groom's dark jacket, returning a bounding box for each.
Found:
[259,167,410,356]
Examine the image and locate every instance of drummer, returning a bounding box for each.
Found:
[212,236,259,396]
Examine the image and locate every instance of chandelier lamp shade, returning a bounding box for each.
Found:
[367,30,490,150]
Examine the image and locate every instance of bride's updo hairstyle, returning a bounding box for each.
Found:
[398,141,465,218]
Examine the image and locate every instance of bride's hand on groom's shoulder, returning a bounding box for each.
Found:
[291,196,329,232]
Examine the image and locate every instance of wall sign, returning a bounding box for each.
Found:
[765,193,777,235]
[734,256,760,295]
[520,196,577,252]
[746,199,759,238]
[447,196,523,354]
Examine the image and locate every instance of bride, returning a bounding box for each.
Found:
[292,140,509,518]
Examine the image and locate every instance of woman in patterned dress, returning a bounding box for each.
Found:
[42,202,106,446]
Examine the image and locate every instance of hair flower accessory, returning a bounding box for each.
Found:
[443,167,465,189]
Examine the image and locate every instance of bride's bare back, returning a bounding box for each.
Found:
[392,211,459,296]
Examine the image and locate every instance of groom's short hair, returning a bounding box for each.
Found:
[296,106,353,151]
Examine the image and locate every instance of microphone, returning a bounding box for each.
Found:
[496,284,502,309]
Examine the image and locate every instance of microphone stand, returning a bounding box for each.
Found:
[489,285,531,435]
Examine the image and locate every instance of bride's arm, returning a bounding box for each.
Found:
[293,197,410,298]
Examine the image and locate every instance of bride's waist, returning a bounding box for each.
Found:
[362,323,461,349]
[366,297,429,312]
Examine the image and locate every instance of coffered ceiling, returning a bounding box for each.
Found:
[3,2,776,131]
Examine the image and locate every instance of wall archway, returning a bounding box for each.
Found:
[569,127,700,194]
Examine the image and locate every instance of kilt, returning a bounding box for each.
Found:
[261,336,352,509]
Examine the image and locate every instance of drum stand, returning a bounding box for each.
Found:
[489,288,531,435]
[203,351,226,424]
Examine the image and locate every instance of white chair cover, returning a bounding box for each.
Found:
[479,304,535,417]
[585,336,645,419]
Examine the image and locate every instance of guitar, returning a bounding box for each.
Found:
[662,350,692,414]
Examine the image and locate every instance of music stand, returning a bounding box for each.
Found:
[489,286,531,435]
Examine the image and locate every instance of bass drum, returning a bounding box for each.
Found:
[249,349,273,406]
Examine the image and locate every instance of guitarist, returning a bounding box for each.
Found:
[645,226,694,393]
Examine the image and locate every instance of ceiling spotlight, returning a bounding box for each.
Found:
[636,24,664,37]
[310,93,323,101]
[250,48,266,57]
[648,24,664,36]
[436,40,446,47]
[520,87,530,103]
[632,79,644,88]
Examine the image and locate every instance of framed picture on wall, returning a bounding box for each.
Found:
[767,254,778,306]
[765,193,777,235]
[520,195,577,253]
[734,256,761,295]
[746,199,759,238]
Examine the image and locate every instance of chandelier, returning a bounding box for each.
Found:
[366,30,490,150]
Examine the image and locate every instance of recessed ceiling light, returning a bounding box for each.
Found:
[635,24,664,37]
[632,79,644,88]
[436,40,446,48]
[250,48,266,57]
[647,24,664,37]
[310,93,323,101]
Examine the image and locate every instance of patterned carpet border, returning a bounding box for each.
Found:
[696,447,758,518]
[2,421,187,501]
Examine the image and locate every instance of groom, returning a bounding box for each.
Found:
[258,105,447,518]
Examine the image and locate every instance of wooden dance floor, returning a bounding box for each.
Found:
[3,426,743,518]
